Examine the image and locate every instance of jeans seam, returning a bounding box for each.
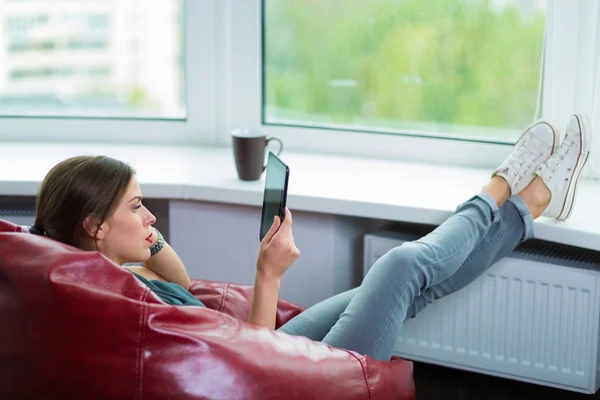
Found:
[519,211,533,241]
[458,217,521,269]
[473,194,498,222]
[367,227,481,357]
[509,197,534,239]
[417,215,523,313]
[367,268,421,358]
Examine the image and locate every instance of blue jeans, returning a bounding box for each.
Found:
[277,193,534,361]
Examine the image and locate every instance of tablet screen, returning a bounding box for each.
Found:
[260,152,289,241]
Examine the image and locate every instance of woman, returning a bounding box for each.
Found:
[30,113,590,362]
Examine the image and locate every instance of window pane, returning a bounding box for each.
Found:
[0,0,184,118]
[264,0,546,142]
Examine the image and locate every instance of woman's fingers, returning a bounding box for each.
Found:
[262,215,281,244]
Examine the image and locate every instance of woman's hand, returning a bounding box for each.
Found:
[143,227,192,290]
[256,208,300,281]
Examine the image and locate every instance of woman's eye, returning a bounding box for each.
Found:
[133,204,142,210]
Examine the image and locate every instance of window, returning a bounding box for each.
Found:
[1,0,598,174]
[226,0,600,172]
[0,0,184,119]
[263,0,547,143]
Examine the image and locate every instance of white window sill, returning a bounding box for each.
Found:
[1,142,599,252]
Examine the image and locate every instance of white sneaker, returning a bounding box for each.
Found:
[493,121,559,195]
[535,113,591,220]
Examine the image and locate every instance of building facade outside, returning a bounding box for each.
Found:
[0,0,183,117]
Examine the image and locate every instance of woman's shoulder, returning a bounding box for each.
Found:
[125,266,166,282]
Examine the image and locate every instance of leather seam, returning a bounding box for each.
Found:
[218,283,230,313]
[135,288,150,400]
[344,350,372,400]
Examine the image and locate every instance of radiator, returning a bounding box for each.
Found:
[364,228,600,394]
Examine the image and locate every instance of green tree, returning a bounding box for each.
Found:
[265,0,545,139]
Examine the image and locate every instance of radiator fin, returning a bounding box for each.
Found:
[511,239,600,269]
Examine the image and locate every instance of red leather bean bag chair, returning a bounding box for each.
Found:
[0,219,415,399]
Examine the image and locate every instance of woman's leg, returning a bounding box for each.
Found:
[405,195,534,319]
[277,288,357,340]
[281,118,593,360]
[280,189,504,343]
[322,168,569,361]
[319,193,501,360]
[278,195,532,340]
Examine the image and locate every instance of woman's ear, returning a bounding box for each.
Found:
[82,215,103,239]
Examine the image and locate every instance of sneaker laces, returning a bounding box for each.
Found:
[506,138,537,177]
[538,137,577,178]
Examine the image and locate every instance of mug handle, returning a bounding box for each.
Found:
[266,137,283,156]
[263,137,284,171]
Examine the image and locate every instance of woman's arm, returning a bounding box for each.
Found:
[249,209,300,329]
[143,229,192,290]
[248,273,281,329]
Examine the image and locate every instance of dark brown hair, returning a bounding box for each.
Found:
[33,155,135,248]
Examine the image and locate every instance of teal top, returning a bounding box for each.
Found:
[131,272,206,307]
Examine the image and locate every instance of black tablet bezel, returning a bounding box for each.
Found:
[259,151,289,241]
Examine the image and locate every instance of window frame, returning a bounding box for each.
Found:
[539,0,600,178]
[0,0,218,145]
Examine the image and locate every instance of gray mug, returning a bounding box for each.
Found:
[232,129,283,181]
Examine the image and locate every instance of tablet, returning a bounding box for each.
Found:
[259,152,289,241]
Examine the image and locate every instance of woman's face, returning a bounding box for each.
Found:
[96,177,156,265]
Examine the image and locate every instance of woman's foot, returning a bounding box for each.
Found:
[493,120,559,196]
[533,113,591,220]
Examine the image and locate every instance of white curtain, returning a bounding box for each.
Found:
[543,0,600,178]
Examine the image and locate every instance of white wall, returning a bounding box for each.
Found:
[169,200,386,308]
